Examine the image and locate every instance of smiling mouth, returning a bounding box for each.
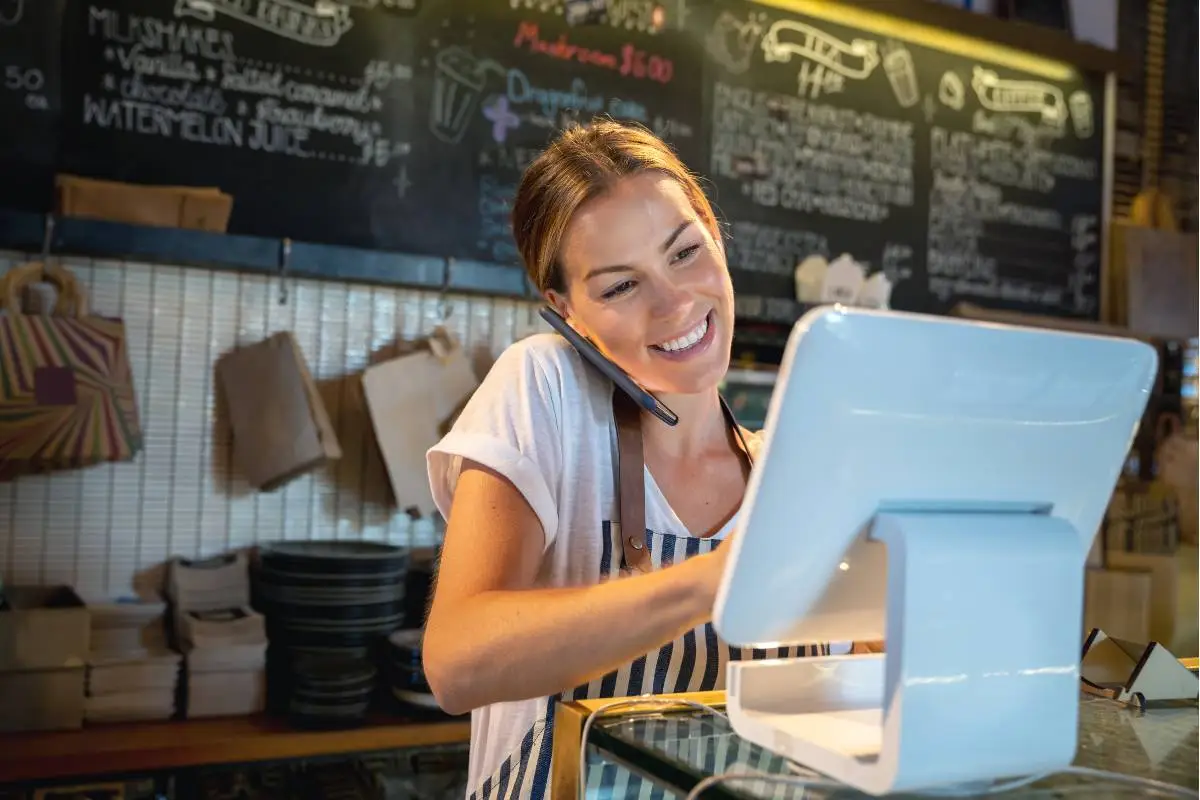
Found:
[650,311,712,353]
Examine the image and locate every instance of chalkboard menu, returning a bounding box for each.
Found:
[60,0,421,250]
[700,0,1104,325]
[0,0,63,212]
[55,0,707,261]
[415,1,706,265]
[3,0,1108,331]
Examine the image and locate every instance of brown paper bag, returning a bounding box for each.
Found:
[217,332,341,491]
[362,329,478,516]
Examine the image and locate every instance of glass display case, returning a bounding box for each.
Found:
[560,692,1197,799]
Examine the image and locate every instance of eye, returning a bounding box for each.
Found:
[601,280,635,300]
[672,244,701,264]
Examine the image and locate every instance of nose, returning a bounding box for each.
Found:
[646,273,694,323]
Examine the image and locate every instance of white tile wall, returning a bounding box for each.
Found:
[0,251,544,602]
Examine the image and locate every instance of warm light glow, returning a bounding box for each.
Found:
[651,4,665,32]
[838,561,850,571]
[753,0,1078,81]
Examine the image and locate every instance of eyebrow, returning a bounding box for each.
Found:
[583,221,694,282]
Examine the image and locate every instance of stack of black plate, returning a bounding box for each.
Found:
[288,654,377,729]
[253,541,408,725]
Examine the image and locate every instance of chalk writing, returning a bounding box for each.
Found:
[761,18,878,99]
[479,144,542,172]
[513,20,617,69]
[510,21,673,84]
[971,67,1066,133]
[651,115,692,140]
[619,43,672,83]
[174,0,354,47]
[509,0,665,35]
[90,6,236,59]
[726,220,828,277]
[507,68,602,117]
[4,65,49,111]
[931,125,1096,193]
[711,82,914,222]
[880,242,913,282]
[83,5,414,170]
[735,294,805,325]
[1068,214,1098,313]
[760,19,877,77]
[927,119,1100,315]
[478,174,520,264]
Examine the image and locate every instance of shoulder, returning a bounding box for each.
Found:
[487,333,611,407]
[464,333,614,435]
[494,332,586,381]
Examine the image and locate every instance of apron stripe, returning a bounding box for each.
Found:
[671,537,702,693]
[527,697,556,798]
[506,716,538,800]
[627,653,648,695]
[651,533,678,695]
[699,620,721,690]
[600,520,615,576]
[495,755,511,799]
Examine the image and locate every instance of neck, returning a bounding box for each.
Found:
[641,386,729,460]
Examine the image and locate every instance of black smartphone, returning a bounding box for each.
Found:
[538,306,678,426]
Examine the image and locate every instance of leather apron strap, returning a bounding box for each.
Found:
[612,389,752,573]
[613,389,650,572]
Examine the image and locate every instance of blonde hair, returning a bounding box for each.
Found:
[511,120,720,293]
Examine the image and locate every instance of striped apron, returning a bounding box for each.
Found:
[466,522,827,800]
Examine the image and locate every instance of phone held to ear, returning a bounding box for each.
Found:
[538,306,679,427]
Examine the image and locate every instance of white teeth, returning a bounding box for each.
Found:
[655,315,709,353]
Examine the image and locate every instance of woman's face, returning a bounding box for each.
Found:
[548,172,735,396]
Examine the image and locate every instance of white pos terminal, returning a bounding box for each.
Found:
[714,306,1158,796]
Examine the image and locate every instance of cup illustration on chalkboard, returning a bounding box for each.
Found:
[882,43,919,109]
[1068,90,1093,139]
[430,47,505,145]
[706,11,765,75]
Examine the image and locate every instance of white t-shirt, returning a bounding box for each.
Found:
[427,333,825,800]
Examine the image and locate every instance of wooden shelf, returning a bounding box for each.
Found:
[0,715,470,784]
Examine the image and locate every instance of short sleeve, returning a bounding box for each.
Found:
[426,337,565,550]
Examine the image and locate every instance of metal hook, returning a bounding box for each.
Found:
[40,214,55,262]
[278,238,292,306]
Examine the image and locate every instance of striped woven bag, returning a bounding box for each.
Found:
[0,261,142,480]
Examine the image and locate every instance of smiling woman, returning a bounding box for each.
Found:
[421,120,839,800]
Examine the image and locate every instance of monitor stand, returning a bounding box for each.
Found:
[726,508,1084,796]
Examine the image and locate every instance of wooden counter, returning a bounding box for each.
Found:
[0,715,470,784]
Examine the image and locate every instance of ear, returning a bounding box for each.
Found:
[545,289,574,327]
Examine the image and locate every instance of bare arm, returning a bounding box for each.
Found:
[422,461,725,715]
